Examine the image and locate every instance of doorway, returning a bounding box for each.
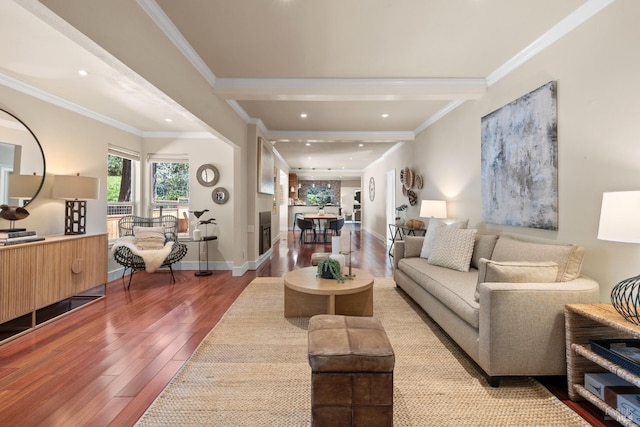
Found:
[386,169,396,247]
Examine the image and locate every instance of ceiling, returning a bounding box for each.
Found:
[0,0,608,179]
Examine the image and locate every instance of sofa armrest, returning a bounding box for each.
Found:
[477,276,599,376]
[393,240,406,270]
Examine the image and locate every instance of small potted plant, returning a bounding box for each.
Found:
[395,204,408,225]
[316,257,345,283]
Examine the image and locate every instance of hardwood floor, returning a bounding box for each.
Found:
[0,226,612,426]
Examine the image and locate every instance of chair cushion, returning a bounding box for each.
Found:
[474,258,559,302]
[490,236,584,282]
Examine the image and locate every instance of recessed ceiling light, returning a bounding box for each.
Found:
[305,143,311,146]
[308,156,312,160]
[78,69,88,77]
[280,139,290,142]
[164,118,173,123]
[358,143,364,147]
[300,113,308,118]
[381,113,389,118]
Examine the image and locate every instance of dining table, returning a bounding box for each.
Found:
[303,213,338,243]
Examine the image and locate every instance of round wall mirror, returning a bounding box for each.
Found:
[196,163,219,187]
[212,187,229,204]
[0,109,46,207]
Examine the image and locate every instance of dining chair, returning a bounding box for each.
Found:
[324,216,345,240]
[296,217,316,243]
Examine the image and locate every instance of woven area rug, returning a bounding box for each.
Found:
[137,277,588,426]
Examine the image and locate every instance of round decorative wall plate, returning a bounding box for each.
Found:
[407,189,418,206]
[405,168,414,190]
[196,164,219,187]
[212,187,229,204]
[399,169,405,185]
[369,177,375,201]
[415,174,423,189]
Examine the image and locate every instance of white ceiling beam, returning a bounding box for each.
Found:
[213,78,486,101]
[266,130,415,143]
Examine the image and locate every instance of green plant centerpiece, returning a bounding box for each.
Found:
[316,257,346,283]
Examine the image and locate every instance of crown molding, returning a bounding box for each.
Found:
[141,131,217,139]
[136,0,217,87]
[486,0,615,87]
[0,71,143,136]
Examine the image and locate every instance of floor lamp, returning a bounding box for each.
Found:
[597,191,640,325]
[53,173,99,235]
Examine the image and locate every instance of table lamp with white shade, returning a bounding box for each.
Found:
[53,173,99,235]
[597,191,640,324]
[419,200,447,219]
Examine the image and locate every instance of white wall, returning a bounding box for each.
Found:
[141,137,235,267]
[365,1,640,301]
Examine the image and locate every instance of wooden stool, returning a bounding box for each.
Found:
[311,252,331,266]
[308,315,395,427]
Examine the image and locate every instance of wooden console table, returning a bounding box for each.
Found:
[0,233,107,343]
[565,303,640,426]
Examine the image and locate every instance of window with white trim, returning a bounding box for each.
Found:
[107,145,140,241]
[148,153,190,236]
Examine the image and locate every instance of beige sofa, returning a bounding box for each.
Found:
[393,230,599,386]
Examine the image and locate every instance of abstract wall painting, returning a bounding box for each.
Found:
[481,81,558,230]
[257,136,275,195]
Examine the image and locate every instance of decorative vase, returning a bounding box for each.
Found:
[395,218,404,226]
[330,253,346,274]
[318,208,325,215]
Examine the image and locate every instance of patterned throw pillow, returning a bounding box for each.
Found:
[420,218,469,259]
[427,228,477,272]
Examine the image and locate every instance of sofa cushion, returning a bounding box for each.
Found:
[420,218,468,259]
[471,234,498,269]
[398,258,479,329]
[403,235,424,258]
[474,258,559,301]
[133,226,166,250]
[490,236,584,282]
[428,228,477,272]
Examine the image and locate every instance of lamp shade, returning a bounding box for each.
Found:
[8,174,42,198]
[420,200,447,218]
[597,191,640,244]
[53,174,99,200]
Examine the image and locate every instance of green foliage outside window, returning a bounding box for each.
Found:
[153,162,189,202]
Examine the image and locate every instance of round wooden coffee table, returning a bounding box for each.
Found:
[283,267,374,318]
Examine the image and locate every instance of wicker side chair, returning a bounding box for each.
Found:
[113,215,188,287]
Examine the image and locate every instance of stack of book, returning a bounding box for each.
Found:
[0,230,45,246]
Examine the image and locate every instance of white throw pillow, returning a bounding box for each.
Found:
[420,218,468,259]
[133,226,166,250]
[428,228,477,272]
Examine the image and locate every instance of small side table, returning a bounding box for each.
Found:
[195,235,218,276]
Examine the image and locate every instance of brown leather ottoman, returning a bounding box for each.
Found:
[308,315,395,427]
[311,252,331,266]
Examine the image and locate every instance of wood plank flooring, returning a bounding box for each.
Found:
[0,226,614,426]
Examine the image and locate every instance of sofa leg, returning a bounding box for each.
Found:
[488,376,501,387]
